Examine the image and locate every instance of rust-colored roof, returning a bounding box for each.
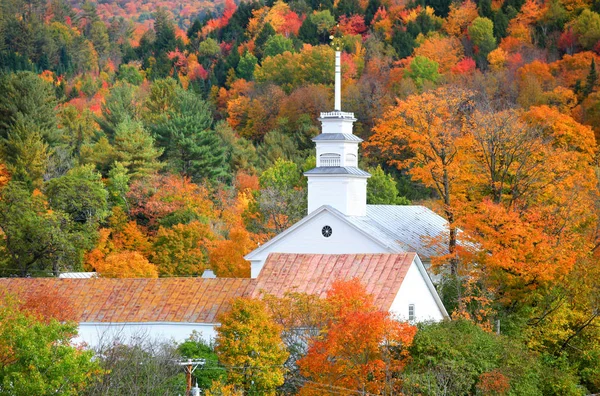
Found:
[251,253,415,312]
[0,254,416,324]
[0,278,253,323]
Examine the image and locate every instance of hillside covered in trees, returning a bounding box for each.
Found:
[2,0,600,392]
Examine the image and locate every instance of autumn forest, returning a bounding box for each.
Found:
[1,0,600,392]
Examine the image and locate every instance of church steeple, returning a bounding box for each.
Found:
[304,50,371,217]
[334,50,341,111]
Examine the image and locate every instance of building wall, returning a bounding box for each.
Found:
[320,117,355,135]
[390,261,445,322]
[76,322,218,348]
[307,178,368,216]
[250,211,390,277]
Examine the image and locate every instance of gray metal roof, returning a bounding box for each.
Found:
[312,133,363,142]
[245,204,451,263]
[304,167,371,176]
[345,205,450,259]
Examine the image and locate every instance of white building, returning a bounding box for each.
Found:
[0,252,447,347]
[0,51,451,347]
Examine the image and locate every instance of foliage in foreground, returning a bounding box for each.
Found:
[215,297,289,395]
[0,294,101,396]
[403,319,585,396]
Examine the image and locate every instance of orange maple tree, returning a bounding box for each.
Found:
[297,279,417,395]
[367,87,475,274]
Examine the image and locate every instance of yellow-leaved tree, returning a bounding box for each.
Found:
[215,298,288,395]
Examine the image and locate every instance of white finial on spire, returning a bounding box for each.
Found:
[334,50,341,111]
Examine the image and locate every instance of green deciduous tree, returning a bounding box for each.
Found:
[263,34,294,58]
[178,332,226,389]
[404,55,440,90]
[250,158,306,234]
[116,64,144,85]
[367,165,410,205]
[0,295,101,395]
[402,319,579,395]
[44,165,109,226]
[571,9,600,50]
[0,182,91,276]
[255,45,334,93]
[468,17,496,68]
[237,51,258,80]
[151,220,212,276]
[198,38,221,60]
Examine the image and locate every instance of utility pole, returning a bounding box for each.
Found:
[176,358,205,395]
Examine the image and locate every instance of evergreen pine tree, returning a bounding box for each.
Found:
[113,119,163,179]
[584,58,597,97]
[0,72,58,144]
[150,8,178,79]
[493,9,509,38]
[335,0,361,17]
[155,91,229,182]
[365,0,382,25]
[254,23,276,60]
[479,0,493,18]
[391,28,415,59]
[426,0,451,17]
[298,16,319,45]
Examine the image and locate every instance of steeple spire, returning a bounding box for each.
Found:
[335,50,341,111]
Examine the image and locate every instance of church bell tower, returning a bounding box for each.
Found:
[304,50,371,216]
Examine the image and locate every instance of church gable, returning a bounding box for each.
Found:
[389,255,448,321]
[245,207,395,277]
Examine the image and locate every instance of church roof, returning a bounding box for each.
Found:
[303,167,371,176]
[312,133,363,142]
[360,205,449,259]
[252,253,414,312]
[245,205,450,261]
[0,278,253,323]
[0,253,449,324]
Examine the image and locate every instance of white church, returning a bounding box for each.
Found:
[0,52,450,347]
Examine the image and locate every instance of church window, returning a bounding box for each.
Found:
[408,304,415,321]
[321,225,333,238]
[346,153,357,166]
[320,153,341,167]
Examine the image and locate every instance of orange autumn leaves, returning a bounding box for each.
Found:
[84,174,265,278]
[296,279,416,395]
[236,279,417,396]
[368,87,598,301]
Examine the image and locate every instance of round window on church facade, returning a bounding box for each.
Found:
[322,225,333,238]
